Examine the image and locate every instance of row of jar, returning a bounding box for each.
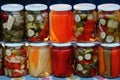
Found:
[0,42,119,78]
[0,3,120,43]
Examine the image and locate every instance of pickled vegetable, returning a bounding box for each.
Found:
[51,43,74,77]
[50,4,74,43]
[4,44,27,77]
[1,4,24,42]
[97,4,120,43]
[98,43,120,78]
[25,4,49,42]
[28,43,51,77]
[74,43,98,77]
[73,3,97,42]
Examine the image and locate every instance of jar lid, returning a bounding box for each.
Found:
[1,4,24,11]
[5,43,24,47]
[98,3,120,11]
[74,3,96,11]
[25,4,47,11]
[29,42,49,47]
[77,43,96,47]
[52,43,72,47]
[100,43,120,47]
[50,4,72,11]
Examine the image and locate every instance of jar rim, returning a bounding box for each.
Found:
[1,4,24,11]
[100,43,120,47]
[73,3,96,11]
[77,43,96,47]
[50,4,72,11]
[25,4,47,11]
[52,43,72,47]
[98,3,120,11]
[5,43,24,47]
[29,42,49,47]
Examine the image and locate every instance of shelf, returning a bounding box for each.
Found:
[0,75,120,80]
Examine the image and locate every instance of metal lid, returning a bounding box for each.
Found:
[52,43,72,47]
[77,43,96,47]
[1,4,24,11]
[50,4,72,11]
[98,3,120,11]
[5,43,24,47]
[100,43,120,47]
[29,42,49,47]
[74,3,96,11]
[25,4,47,11]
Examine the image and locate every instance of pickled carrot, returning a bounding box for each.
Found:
[28,47,40,75]
[50,11,74,42]
[98,46,106,75]
[111,47,119,78]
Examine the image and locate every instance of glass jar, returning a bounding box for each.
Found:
[49,4,74,43]
[97,4,120,43]
[28,43,51,77]
[73,3,97,42]
[98,43,120,78]
[51,43,74,77]
[74,43,98,77]
[3,43,27,77]
[1,4,24,42]
[25,4,49,42]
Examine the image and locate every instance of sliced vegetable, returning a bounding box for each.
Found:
[6,49,12,56]
[100,19,106,25]
[107,19,119,29]
[100,32,106,39]
[87,14,93,20]
[106,35,114,43]
[78,56,83,61]
[7,15,14,30]
[80,14,87,19]
[75,14,81,22]
[1,12,8,21]
[27,29,35,37]
[36,15,43,22]
[77,64,83,71]
[84,54,91,60]
[27,14,34,21]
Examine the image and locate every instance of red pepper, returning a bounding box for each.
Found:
[13,63,21,70]
[12,72,22,77]
[0,68,3,75]
[29,37,39,42]
[76,34,84,42]
[39,21,49,40]
[90,68,97,76]
[19,48,26,55]
[83,20,96,41]
[1,12,8,21]
[111,47,120,78]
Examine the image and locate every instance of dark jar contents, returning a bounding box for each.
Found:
[25,4,49,42]
[1,4,24,42]
[74,43,98,77]
[73,3,97,42]
[51,43,74,77]
[98,43,120,78]
[3,43,27,77]
[0,45,3,75]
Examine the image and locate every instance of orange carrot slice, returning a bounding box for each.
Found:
[98,46,106,75]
